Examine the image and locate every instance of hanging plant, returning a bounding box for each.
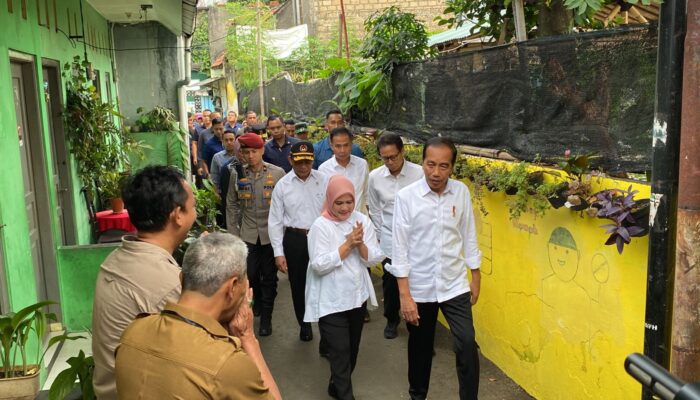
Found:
[591,186,649,254]
[62,56,140,198]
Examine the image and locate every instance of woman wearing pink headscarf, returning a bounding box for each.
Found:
[304,175,384,400]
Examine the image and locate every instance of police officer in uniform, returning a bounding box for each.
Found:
[226,133,286,336]
[268,141,329,342]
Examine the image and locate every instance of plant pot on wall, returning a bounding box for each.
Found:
[110,198,125,213]
[0,366,40,400]
[547,183,570,209]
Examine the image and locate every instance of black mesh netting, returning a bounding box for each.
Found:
[366,25,658,172]
[241,72,338,120]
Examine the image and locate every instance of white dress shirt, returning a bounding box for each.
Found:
[318,155,369,213]
[268,170,329,257]
[368,160,424,258]
[388,178,482,303]
[304,212,384,322]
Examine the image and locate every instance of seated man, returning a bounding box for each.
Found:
[115,232,282,400]
[92,166,196,400]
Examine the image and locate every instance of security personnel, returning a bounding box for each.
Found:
[268,141,329,341]
[226,133,285,336]
[294,122,310,141]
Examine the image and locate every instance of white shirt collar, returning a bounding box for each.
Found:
[418,177,453,197]
[380,159,411,178]
[292,169,320,183]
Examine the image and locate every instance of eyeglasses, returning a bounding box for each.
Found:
[380,154,401,162]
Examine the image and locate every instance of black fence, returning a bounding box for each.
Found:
[375,25,658,172]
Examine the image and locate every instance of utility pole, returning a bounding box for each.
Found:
[256,0,265,115]
[339,0,350,63]
[512,0,527,42]
[642,0,686,396]
[671,0,699,383]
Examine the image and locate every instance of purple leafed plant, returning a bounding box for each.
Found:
[593,186,649,254]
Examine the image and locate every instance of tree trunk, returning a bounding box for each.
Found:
[537,0,574,36]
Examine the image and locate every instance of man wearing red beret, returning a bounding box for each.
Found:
[226,133,286,336]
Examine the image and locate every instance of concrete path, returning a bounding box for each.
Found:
[258,273,534,400]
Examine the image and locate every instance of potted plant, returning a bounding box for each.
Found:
[98,172,127,213]
[0,301,83,400]
[545,181,571,209]
[592,186,649,254]
[48,350,95,400]
[129,106,188,173]
[556,150,599,211]
[63,56,140,202]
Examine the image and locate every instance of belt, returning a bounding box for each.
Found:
[285,227,309,235]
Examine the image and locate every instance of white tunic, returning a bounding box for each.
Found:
[303,212,383,322]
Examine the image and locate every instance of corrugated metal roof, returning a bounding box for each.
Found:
[428,24,475,47]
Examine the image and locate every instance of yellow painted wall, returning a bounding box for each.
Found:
[467,158,649,400]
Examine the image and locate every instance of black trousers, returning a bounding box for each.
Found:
[407,292,479,400]
[282,229,309,326]
[246,239,278,320]
[319,305,367,400]
[382,258,400,324]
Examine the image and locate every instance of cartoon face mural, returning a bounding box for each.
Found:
[547,227,579,282]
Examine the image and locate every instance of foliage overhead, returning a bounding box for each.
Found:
[335,6,433,117]
[361,6,437,73]
[192,10,211,73]
[225,0,279,91]
[435,0,660,41]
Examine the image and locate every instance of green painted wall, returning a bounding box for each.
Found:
[0,0,116,312]
[55,244,117,331]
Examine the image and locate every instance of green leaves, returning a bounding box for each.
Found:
[361,6,435,73]
[563,0,603,15]
[333,6,433,118]
[0,301,74,379]
[63,57,139,202]
[333,63,390,117]
[48,350,95,400]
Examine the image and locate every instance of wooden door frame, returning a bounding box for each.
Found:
[9,51,61,318]
[42,58,77,246]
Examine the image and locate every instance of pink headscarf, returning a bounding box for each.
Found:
[321,175,355,222]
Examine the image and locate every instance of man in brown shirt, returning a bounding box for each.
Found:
[115,232,282,400]
[227,133,285,336]
[92,166,196,400]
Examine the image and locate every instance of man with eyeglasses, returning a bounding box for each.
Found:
[367,133,423,339]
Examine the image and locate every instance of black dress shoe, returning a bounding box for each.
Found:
[327,381,338,398]
[299,323,313,342]
[328,381,355,400]
[259,319,272,336]
[383,320,399,339]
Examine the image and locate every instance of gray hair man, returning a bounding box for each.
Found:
[116,232,282,399]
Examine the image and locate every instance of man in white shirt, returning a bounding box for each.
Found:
[368,133,423,340]
[319,127,369,213]
[388,137,482,400]
[268,141,328,342]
